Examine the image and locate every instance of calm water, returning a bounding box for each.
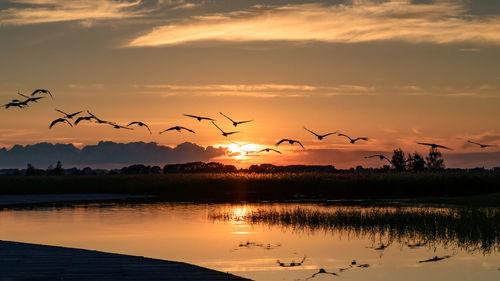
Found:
[0,203,499,281]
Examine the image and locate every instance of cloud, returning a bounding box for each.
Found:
[0,0,142,25]
[0,141,227,168]
[135,83,375,98]
[128,0,500,47]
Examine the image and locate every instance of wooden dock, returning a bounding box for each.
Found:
[0,240,252,280]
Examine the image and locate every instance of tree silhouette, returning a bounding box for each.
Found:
[408,152,426,171]
[391,148,406,171]
[47,161,64,175]
[426,148,445,171]
[26,163,36,176]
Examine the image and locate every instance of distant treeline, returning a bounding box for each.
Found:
[0,161,498,176]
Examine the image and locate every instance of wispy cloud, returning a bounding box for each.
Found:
[128,0,500,47]
[135,83,375,98]
[0,0,142,25]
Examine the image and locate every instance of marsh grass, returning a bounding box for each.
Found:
[1,171,499,203]
[210,206,500,253]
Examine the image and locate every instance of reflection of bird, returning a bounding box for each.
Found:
[418,255,451,263]
[212,121,239,137]
[160,126,195,134]
[276,256,306,267]
[55,109,82,119]
[127,121,152,134]
[365,154,393,165]
[219,112,253,127]
[49,118,72,129]
[254,148,282,154]
[305,268,339,280]
[184,114,215,122]
[276,139,305,149]
[338,133,368,144]
[407,241,428,249]
[74,116,94,125]
[31,89,53,99]
[418,142,451,150]
[467,140,497,148]
[339,260,370,272]
[304,127,337,140]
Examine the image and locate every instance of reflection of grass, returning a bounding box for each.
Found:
[210,206,500,253]
[1,172,500,204]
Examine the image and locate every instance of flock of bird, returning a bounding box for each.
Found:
[3,88,498,161]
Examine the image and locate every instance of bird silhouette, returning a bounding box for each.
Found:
[31,89,53,99]
[55,109,82,119]
[304,127,337,140]
[18,93,45,103]
[418,142,451,150]
[365,154,393,165]
[405,158,428,166]
[407,241,428,249]
[219,112,253,127]
[108,123,133,130]
[338,133,368,144]
[86,110,111,124]
[212,121,239,137]
[184,114,215,122]
[49,118,72,129]
[160,126,195,134]
[418,255,451,263]
[467,140,497,148]
[254,148,282,154]
[74,116,94,125]
[127,121,152,134]
[3,102,25,109]
[276,139,305,149]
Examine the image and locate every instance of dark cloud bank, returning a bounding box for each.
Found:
[0,141,226,168]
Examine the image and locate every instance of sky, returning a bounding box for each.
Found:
[0,0,499,168]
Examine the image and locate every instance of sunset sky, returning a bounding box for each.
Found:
[0,0,499,168]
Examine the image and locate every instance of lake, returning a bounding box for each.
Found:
[0,203,499,281]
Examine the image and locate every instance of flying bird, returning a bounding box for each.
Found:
[417,142,451,150]
[31,89,53,99]
[127,121,152,134]
[17,93,44,103]
[49,118,72,129]
[219,112,253,127]
[365,154,393,165]
[3,102,25,109]
[275,139,305,149]
[254,148,282,154]
[212,121,239,137]
[303,127,337,140]
[109,123,133,130]
[86,110,111,124]
[159,126,195,134]
[338,133,368,144]
[184,114,215,122]
[55,109,82,119]
[74,116,94,125]
[467,140,497,148]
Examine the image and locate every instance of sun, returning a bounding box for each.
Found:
[225,143,261,159]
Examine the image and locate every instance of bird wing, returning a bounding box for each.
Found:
[55,109,68,116]
[320,132,337,138]
[296,141,305,149]
[219,112,235,123]
[127,121,139,126]
[275,139,288,146]
[435,144,451,150]
[74,116,87,125]
[49,119,63,128]
[201,116,215,121]
[144,124,152,134]
[183,114,199,119]
[69,111,83,117]
[354,137,368,142]
[225,131,239,135]
[64,119,73,127]
[236,119,253,125]
[17,93,29,98]
[271,148,282,154]
[338,133,352,141]
[467,140,482,146]
[303,127,320,137]
[211,121,225,133]
[365,155,380,159]
[180,127,195,133]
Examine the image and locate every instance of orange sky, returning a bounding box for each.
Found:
[0,0,499,168]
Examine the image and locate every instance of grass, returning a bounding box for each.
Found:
[210,205,500,253]
[1,171,500,204]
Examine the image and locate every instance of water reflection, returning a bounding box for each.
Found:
[0,203,499,281]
